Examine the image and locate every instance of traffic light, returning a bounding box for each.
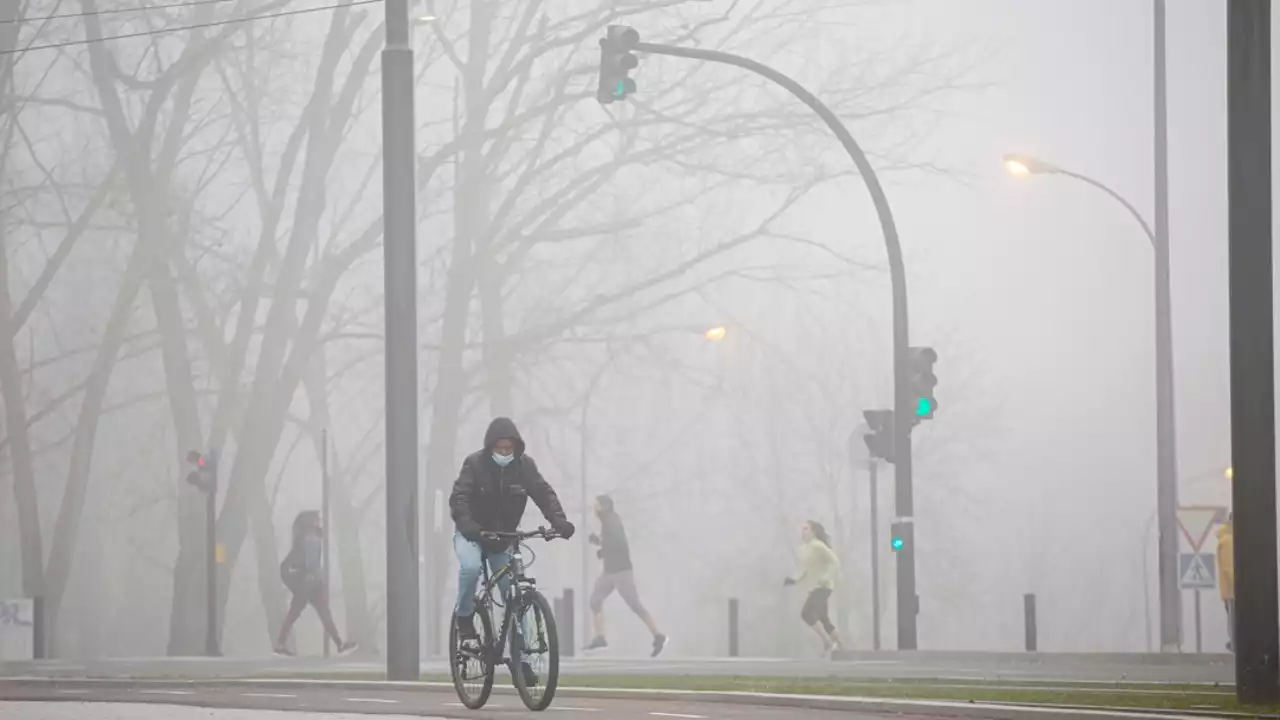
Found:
[185,449,217,494]
[597,25,640,104]
[890,521,908,553]
[907,346,938,421]
[862,409,895,463]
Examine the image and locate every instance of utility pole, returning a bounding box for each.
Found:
[382,0,420,682]
[868,458,882,651]
[1152,0,1182,653]
[1227,0,1279,704]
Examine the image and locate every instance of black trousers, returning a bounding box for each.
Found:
[800,588,835,633]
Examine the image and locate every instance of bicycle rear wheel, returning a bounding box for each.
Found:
[449,604,495,709]
[510,589,559,711]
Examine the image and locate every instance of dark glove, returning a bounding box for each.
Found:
[588,533,601,546]
[552,519,576,540]
[783,577,796,587]
[457,518,483,543]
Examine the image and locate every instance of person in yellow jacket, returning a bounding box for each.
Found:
[1217,514,1234,653]
[784,520,843,653]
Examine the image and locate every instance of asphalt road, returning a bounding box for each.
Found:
[0,654,1236,684]
[0,681,944,720]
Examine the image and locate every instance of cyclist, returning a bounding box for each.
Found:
[450,417,575,655]
[783,519,842,654]
[584,495,668,656]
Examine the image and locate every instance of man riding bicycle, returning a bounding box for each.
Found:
[450,417,575,645]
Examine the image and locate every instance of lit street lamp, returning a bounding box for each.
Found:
[1004,149,1180,652]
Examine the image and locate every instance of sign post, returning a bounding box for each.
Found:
[1178,505,1226,655]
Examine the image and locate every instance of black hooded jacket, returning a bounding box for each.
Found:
[449,417,568,535]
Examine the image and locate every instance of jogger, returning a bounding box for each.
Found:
[585,495,667,657]
[784,519,843,654]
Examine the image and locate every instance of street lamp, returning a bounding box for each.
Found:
[1003,149,1179,652]
[704,326,728,342]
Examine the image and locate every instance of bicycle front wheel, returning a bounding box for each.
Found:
[449,605,495,709]
[510,589,559,711]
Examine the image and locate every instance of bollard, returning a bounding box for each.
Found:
[728,598,739,657]
[32,595,45,660]
[562,588,575,657]
[1023,593,1037,652]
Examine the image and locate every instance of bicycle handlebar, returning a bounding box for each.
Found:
[480,526,560,542]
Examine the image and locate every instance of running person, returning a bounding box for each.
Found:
[274,510,356,656]
[584,495,667,656]
[784,520,842,653]
[449,417,575,682]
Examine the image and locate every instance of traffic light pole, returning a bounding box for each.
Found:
[1227,0,1279,704]
[868,458,882,651]
[204,452,219,657]
[382,0,421,681]
[632,40,917,648]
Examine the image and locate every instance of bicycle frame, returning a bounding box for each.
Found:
[474,542,536,664]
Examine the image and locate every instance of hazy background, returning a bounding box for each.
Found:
[0,0,1244,660]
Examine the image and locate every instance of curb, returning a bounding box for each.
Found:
[0,676,1245,720]
[831,651,1235,668]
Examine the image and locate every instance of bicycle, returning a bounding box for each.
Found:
[449,526,562,711]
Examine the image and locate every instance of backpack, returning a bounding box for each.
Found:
[280,547,305,591]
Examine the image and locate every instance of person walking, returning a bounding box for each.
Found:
[1217,513,1235,653]
[583,495,667,657]
[784,520,842,654]
[274,510,356,657]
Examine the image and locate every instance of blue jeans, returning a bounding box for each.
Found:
[453,533,512,617]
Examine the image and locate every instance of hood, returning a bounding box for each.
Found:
[484,417,526,456]
[1218,523,1233,540]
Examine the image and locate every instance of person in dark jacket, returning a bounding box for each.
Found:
[450,417,575,643]
[273,510,356,656]
[584,495,667,657]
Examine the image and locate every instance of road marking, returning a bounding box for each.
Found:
[141,690,194,696]
[446,701,502,708]
[555,708,602,712]
[344,697,399,704]
[56,689,88,694]
[241,693,298,698]
[649,714,707,719]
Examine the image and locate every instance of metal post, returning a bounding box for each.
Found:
[205,450,219,657]
[382,0,420,682]
[868,459,881,651]
[580,394,590,649]
[322,428,331,658]
[1228,0,1279,703]
[1152,0,1182,654]
[31,595,44,660]
[632,39,915,648]
[562,588,575,657]
[728,598,740,657]
[1194,589,1202,653]
[1023,593,1037,652]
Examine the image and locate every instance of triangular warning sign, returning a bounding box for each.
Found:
[1177,506,1220,551]
[1181,554,1214,586]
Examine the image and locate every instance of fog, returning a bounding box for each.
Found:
[0,0,1241,661]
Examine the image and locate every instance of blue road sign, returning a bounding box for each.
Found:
[1179,552,1217,590]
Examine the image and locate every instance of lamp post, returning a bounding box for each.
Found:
[1003,149,1179,652]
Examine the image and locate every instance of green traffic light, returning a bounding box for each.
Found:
[612,80,627,98]
[914,397,934,417]
[891,537,905,551]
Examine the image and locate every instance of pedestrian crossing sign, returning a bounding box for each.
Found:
[1179,552,1216,590]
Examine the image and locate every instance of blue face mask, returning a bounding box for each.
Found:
[492,452,514,467]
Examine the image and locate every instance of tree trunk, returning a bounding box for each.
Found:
[41,243,147,650]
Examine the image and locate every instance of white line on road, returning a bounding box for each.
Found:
[344,697,400,704]
[140,690,195,696]
[241,692,298,698]
[554,707,602,712]
[445,702,502,708]
[649,714,707,719]
[55,689,88,694]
